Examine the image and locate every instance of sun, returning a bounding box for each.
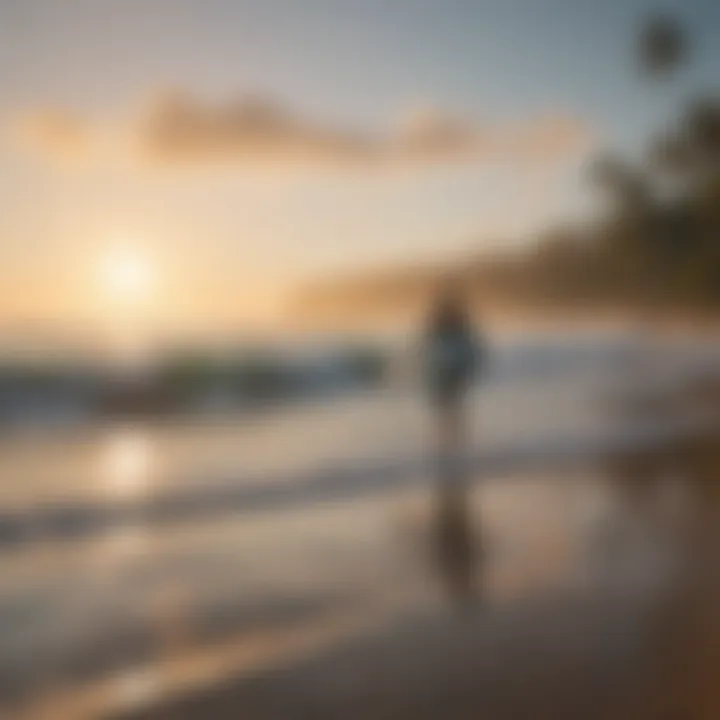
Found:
[99,245,155,304]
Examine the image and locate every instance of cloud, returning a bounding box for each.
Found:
[12,91,594,171]
[393,108,485,161]
[14,110,91,162]
[138,91,378,167]
[507,114,594,161]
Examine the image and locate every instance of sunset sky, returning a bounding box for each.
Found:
[1,0,718,339]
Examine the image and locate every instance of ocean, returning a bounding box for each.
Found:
[0,328,717,716]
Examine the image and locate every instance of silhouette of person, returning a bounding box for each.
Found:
[423,287,484,602]
[424,288,482,452]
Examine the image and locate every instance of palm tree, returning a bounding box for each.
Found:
[639,12,686,79]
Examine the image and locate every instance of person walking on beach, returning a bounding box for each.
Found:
[423,286,484,601]
[425,288,482,452]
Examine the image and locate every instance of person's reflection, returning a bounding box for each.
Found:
[423,286,484,603]
[433,467,477,603]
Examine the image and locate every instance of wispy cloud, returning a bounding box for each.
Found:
[12,91,594,171]
[14,109,91,163]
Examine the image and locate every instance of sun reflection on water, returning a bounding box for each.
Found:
[100,428,153,498]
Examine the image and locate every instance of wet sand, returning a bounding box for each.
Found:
[118,591,662,720]
[114,438,720,720]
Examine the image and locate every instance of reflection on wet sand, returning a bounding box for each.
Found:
[114,436,719,720]
[3,419,720,719]
[100,429,153,499]
[433,480,478,604]
[431,400,480,604]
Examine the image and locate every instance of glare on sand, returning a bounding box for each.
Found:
[100,429,153,498]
